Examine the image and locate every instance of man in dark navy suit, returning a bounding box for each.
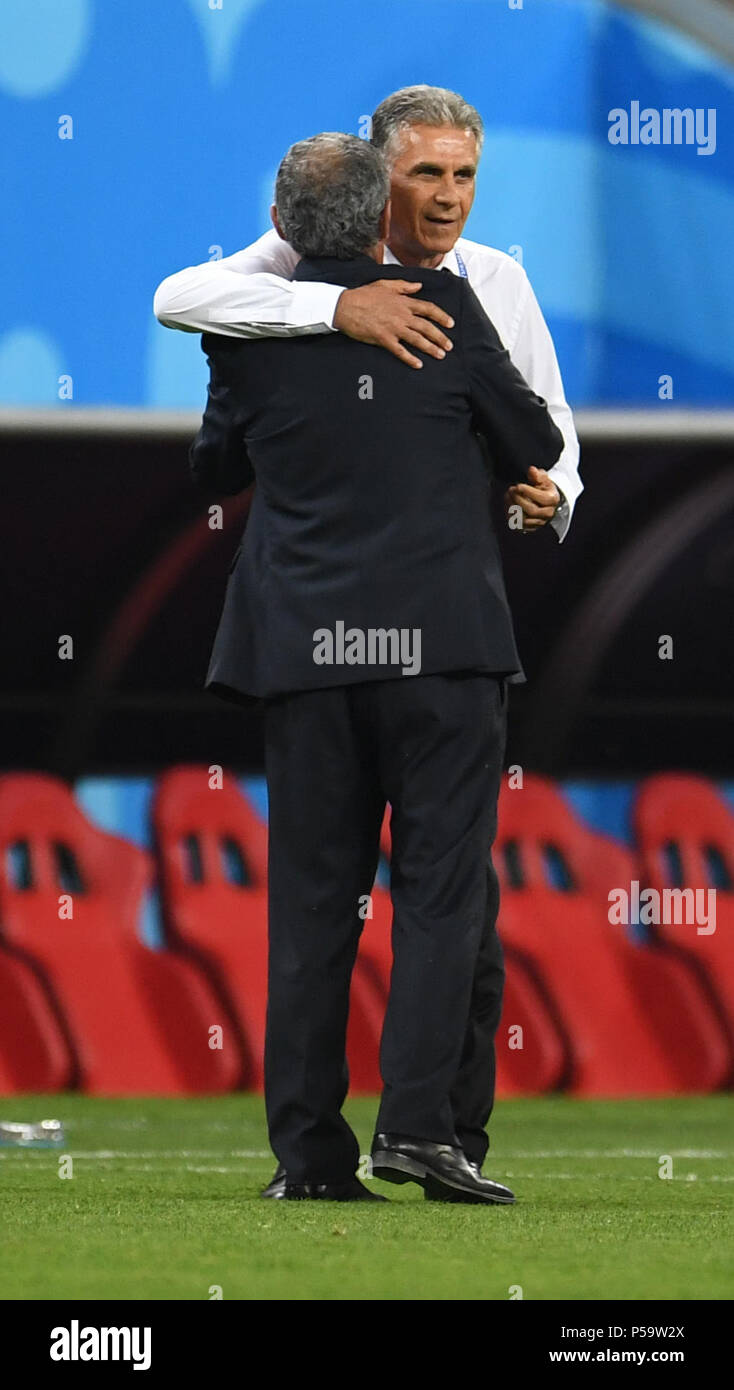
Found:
[191,133,562,1202]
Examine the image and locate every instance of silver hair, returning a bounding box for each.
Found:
[274,133,390,260]
[371,85,484,167]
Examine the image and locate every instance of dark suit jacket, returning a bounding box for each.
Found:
[190,255,563,702]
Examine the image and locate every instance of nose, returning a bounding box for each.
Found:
[433,179,460,209]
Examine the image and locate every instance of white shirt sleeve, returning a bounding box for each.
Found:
[152,229,344,338]
[507,271,582,542]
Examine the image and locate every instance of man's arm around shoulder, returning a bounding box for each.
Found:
[153,230,342,338]
[153,229,454,360]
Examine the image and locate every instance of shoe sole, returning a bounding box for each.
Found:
[264,1180,385,1201]
[283,1191,387,1202]
[371,1152,515,1205]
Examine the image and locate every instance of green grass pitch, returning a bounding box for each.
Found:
[1,1094,732,1301]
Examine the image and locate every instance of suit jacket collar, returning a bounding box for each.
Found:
[293,253,456,292]
[293,253,399,287]
[383,243,460,276]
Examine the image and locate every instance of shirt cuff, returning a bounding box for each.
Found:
[549,487,571,542]
[290,280,345,332]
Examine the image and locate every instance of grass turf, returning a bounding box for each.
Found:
[1,1094,732,1301]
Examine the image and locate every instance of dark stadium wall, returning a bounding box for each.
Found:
[1,425,732,778]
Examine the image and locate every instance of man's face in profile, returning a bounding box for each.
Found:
[385,124,479,266]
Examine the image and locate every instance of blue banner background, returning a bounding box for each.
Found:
[1,0,732,408]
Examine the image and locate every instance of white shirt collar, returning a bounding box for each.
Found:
[382,244,460,275]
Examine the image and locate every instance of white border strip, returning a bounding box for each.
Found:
[574,409,734,440]
[0,408,203,435]
[1,407,734,442]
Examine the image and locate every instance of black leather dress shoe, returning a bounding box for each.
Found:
[371,1133,515,1205]
[260,1163,286,1199]
[284,1176,387,1202]
[421,1157,484,1201]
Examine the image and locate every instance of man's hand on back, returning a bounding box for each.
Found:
[505,467,562,532]
[333,280,454,369]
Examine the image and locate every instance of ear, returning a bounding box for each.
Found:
[271,205,286,240]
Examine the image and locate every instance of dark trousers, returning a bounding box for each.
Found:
[263,672,507,1182]
[453,858,505,1167]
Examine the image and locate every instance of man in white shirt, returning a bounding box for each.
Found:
[155,86,582,1199]
[155,85,581,542]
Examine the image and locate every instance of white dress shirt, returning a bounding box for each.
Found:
[154,230,581,539]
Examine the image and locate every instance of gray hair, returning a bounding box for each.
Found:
[274,133,389,260]
[371,85,484,167]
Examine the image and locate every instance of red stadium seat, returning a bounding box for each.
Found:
[0,774,240,1095]
[499,890,710,1094]
[635,774,734,1054]
[495,777,731,1094]
[635,774,734,892]
[495,947,571,1095]
[153,766,390,1092]
[375,780,732,1096]
[496,775,637,900]
[0,949,75,1093]
[153,767,270,1089]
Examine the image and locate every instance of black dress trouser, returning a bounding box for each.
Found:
[263,671,508,1183]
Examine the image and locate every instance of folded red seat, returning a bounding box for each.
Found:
[0,947,74,1093]
[635,773,734,1075]
[0,774,241,1095]
[154,766,392,1092]
[494,776,731,1094]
